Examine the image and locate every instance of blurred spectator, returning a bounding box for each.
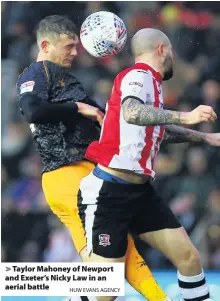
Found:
[192,187,220,269]
[171,192,197,233]
[175,147,216,214]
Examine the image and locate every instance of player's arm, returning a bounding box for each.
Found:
[20,94,103,125]
[17,63,103,125]
[20,93,79,124]
[163,125,220,146]
[17,63,79,124]
[121,71,217,126]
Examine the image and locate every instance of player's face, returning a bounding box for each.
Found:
[162,43,174,81]
[48,34,79,68]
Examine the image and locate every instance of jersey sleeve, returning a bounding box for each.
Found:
[17,61,50,101]
[120,69,154,104]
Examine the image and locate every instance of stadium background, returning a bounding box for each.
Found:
[1,1,220,300]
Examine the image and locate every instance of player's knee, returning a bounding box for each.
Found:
[177,246,201,270]
[97,297,116,301]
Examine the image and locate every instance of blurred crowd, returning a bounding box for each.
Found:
[1,1,220,270]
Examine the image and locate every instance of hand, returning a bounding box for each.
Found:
[183,105,217,125]
[205,133,220,146]
[76,102,104,126]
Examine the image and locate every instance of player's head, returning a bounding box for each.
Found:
[36,15,78,68]
[131,28,174,81]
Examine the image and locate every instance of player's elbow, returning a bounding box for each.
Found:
[19,93,43,123]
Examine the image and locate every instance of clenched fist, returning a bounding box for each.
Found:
[183,105,217,125]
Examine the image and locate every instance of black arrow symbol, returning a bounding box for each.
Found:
[6,267,11,271]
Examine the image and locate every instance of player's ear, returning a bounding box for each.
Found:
[41,40,50,53]
[157,43,165,57]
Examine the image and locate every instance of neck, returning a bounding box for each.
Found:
[37,51,48,62]
[135,54,162,76]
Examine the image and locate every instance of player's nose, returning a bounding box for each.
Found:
[70,48,77,56]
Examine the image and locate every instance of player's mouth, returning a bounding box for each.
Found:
[64,59,74,66]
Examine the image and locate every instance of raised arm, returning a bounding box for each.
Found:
[122,97,181,125]
[17,62,104,125]
[120,69,217,126]
[122,98,217,126]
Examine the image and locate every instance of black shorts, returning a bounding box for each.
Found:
[78,172,181,258]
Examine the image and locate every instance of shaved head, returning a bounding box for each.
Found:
[131,28,170,57]
[131,28,174,81]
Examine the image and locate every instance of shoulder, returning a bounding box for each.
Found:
[17,61,49,86]
[17,61,51,96]
[115,65,153,91]
[117,64,153,82]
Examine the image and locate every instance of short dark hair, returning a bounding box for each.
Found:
[36,15,77,46]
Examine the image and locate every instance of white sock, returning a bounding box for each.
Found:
[178,270,211,301]
[87,297,99,301]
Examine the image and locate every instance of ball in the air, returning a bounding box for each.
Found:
[80,11,127,58]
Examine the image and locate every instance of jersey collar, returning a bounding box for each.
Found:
[135,61,162,82]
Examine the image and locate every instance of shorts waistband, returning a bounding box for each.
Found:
[93,166,132,184]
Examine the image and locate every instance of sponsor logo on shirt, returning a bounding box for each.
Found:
[129,82,143,87]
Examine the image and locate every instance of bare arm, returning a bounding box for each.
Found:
[122,98,182,125]
[122,97,217,126]
[163,125,206,143]
[163,125,220,146]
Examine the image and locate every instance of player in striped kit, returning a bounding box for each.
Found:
[78,28,219,301]
[17,16,174,301]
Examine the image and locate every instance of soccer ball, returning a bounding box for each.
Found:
[80,11,127,58]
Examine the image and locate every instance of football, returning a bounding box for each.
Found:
[80,11,127,58]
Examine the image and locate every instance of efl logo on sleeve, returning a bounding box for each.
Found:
[20,81,35,94]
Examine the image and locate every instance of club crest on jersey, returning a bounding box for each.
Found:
[99,234,111,247]
[20,81,35,94]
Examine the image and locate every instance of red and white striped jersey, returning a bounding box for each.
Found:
[86,62,165,178]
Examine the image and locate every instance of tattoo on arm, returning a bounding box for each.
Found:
[122,97,181,126]
[163,125,206,143]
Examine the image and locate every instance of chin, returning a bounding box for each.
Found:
[63,61,73,68]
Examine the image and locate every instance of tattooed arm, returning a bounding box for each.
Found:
[163,125,220,146]
[122,97,217,126]
[163,125,206,143]
[122,97,182,125]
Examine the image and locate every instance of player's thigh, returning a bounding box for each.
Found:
[130,182,181,235]
[139,227,198,267]
[78,174,132,259]
[42,161,94,215]
[130,182,189,265]
[42,161,95,252]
